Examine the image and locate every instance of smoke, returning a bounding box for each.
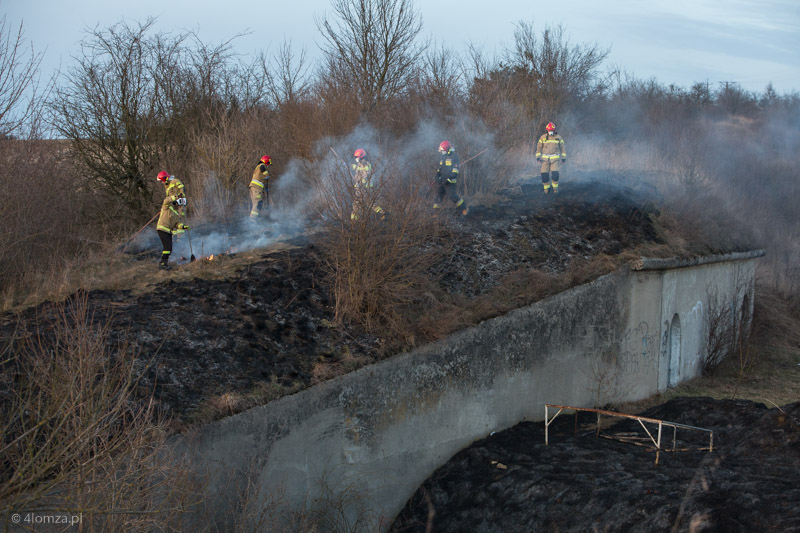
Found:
[127,90,800,300]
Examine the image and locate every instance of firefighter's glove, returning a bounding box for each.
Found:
[536,157,543,163]
[176,197,187,206]
[561,158,566,163]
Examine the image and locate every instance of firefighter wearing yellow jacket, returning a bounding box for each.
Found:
[156,191,188,270]
[535,122,566,195]
[249,155,271,218]
[350,148,384,220]
[157,170,186,214]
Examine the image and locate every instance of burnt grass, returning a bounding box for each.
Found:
[391,397,800,533]
[2,172,791,531]
[1,173,673,423]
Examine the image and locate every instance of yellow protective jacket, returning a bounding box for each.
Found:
[352,160,373,188]
[156,197,187,235]
[164,177,185,202]
[535,133,566,160]
[250,163,269,192]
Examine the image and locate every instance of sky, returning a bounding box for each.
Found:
[3,0,799,94]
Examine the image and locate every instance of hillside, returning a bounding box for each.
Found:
[0,171,741,427]
[3,169,797,533]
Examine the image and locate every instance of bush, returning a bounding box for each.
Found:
[0,292,199,531]
[314,155,443,343]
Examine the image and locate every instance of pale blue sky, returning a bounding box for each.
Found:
[4,0,799,94]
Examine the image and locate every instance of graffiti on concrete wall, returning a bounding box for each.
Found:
[583,320,660,406]
[691,300,704,322]
[614,321,660,375]
[585,321,659,372]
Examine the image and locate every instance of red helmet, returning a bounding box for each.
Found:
[157,171,170,182]
[260,155,272,165]
[438,140,451,153]
[353,148,366,159]
[545,122,556,131]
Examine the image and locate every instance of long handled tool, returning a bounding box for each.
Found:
[186,228,196,262]
[120,211,160,252]
[462,148,489,166]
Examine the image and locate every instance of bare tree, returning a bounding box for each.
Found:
[49,19,188,215]
[507,22,609,109]
[265,38,313,108]
[416,43,464,112]
[316,0,425,115]
[49,19,263,218]
[0,14,44,138]
[465,22,608,150]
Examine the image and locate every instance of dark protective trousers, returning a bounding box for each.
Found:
[436,182,464,208]
[158,230,172,265]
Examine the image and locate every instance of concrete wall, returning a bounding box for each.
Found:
[182,251,761,530]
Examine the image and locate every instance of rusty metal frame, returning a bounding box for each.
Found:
[544,403,713,465]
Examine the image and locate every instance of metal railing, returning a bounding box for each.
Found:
[544,404,714,465]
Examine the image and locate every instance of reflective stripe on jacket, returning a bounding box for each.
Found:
[250,163,269,189]
[352,160,373,187]
[165,177,185,201]
[535,134,566,159]
[156,196,185,234]
[436,149,460,183]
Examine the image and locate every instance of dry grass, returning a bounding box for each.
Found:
[0,292,202,531]
[186,377,304,429]
[311,348,373,385]
[314,158,444,340]
[1,241,305,313]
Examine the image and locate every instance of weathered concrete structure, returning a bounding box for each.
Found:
[184,251,762,529]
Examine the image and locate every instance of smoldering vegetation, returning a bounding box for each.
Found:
[0,1,799,530]
[0,8,797,313]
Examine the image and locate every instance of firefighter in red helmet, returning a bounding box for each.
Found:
[155,170,188,269]
[434,141,468,216]
[350,148,384,220]
[535,122,566,195]
[157,170,186,211]
[250,155,271,218]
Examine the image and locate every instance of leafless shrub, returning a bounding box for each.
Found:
[703,286,735,375]
[0,14,46,139]
[0,291,201,530]
[314,154,443,342]
[186,108,268,222]
[703,270,754,376]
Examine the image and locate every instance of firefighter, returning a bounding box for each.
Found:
[155,177,189,270]
[434,141,468,216]
[249,155,271,218]
[157,171,186,214]
[535,122,567,195]
[350,148,384,220]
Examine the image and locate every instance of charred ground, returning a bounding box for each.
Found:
[0,172,738,425]
[1,173,679,424]
[2,171,791,532]
[391,397,800,533]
